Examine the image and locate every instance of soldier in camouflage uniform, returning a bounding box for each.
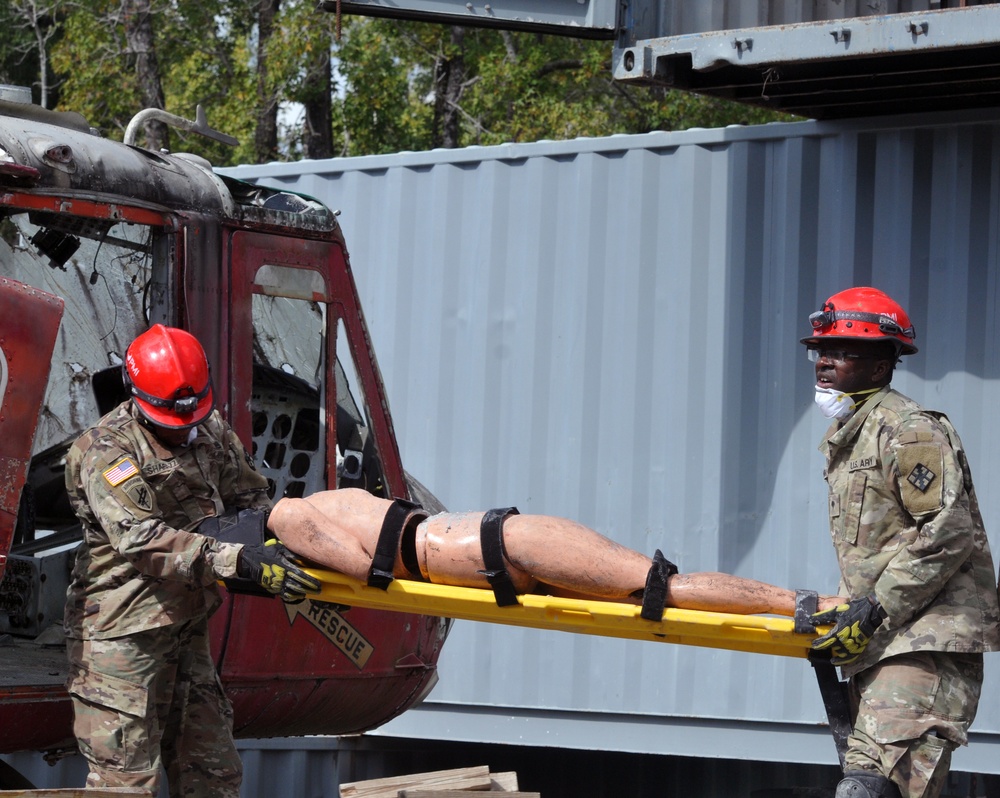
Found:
[802,288,1000,798]
[64,325,319,798]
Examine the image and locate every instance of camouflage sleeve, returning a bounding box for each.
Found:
[77,439,243,583]
[875,415,976,625]
[216,420,272,512]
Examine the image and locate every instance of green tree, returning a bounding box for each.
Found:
[2,0,64,107]
[30,3,789,164]
[321,18,790,156]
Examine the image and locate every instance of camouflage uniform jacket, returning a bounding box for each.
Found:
[64,401,271,640]
[821,387,1000,677]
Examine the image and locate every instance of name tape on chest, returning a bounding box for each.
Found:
[849,456,878,471]
[142,460,177,477]
[103,458,139,487]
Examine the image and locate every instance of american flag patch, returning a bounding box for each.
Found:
[103,458,139,487]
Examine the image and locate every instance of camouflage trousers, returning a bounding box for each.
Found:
[845,651,984,798]
[66,616,242,798]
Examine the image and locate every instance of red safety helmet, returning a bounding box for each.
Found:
[800,287,917,356]
[123,324,215,429]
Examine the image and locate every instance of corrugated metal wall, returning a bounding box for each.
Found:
[220,107,1000,773]
[627,0,980,38]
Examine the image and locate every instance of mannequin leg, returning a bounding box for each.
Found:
[271,490,844,615]
[268,489,391,581]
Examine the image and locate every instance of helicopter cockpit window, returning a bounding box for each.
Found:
[333,317,385,495]
[249,268,387,500]
[251,289,327,501]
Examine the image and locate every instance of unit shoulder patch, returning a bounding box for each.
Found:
[897,443,944,516]
[907,463,936,492]
[121,478,155,513]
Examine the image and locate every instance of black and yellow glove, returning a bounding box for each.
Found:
[810,595,887,666]
[237,539,321,603]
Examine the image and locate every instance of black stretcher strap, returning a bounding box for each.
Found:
[400,509,430,580]
[640,549,678,621]
[794,589,819,634]
[367,497,422,590]
[478,507,520,607]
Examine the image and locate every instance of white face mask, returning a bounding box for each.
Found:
[814,386,854,419]
[814,385,881,420]
[184,427,198,446]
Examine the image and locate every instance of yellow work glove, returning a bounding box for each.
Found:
[810,595,887,666]
[237,539,321,603]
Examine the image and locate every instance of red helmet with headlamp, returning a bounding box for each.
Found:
[123,324,215,429]
[800,287,917,356]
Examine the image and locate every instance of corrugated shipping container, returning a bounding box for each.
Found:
[622,0,989,39]
[220,108,1000,774]
[614,2,1000,118]
[319,2,1000,118]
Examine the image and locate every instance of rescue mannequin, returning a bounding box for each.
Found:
[257,487,845,620]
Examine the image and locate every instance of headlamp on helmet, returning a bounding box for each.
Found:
[801,287,917,356]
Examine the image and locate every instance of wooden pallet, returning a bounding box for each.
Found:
[340,765,538,798]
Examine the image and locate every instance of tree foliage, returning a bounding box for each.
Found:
[0,1,790,165]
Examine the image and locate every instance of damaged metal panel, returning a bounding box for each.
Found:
[326,0,616,37]
[614,2,1000,118]
[221,108,1000,770]
[619,1,987,43]
[0,221,151,456]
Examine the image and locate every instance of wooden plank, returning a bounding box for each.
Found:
[400,792,539,798]
[489,772,519,791]
[340,766,492,798]
[0,790,148,797]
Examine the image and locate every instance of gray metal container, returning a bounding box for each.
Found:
[614,2,1000,118]
[221,106,1000,774]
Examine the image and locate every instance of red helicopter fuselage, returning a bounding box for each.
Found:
[0,95,448,758]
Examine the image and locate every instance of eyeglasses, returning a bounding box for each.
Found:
[806,347,874,363]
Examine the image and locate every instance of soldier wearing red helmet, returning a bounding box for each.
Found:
[801,288,1000,798]
[63,324,319,797]
[802,285,918,355]
[122,322,216,431]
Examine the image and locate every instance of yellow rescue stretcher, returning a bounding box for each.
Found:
[307,569,820,659]
[308,569,852,766]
